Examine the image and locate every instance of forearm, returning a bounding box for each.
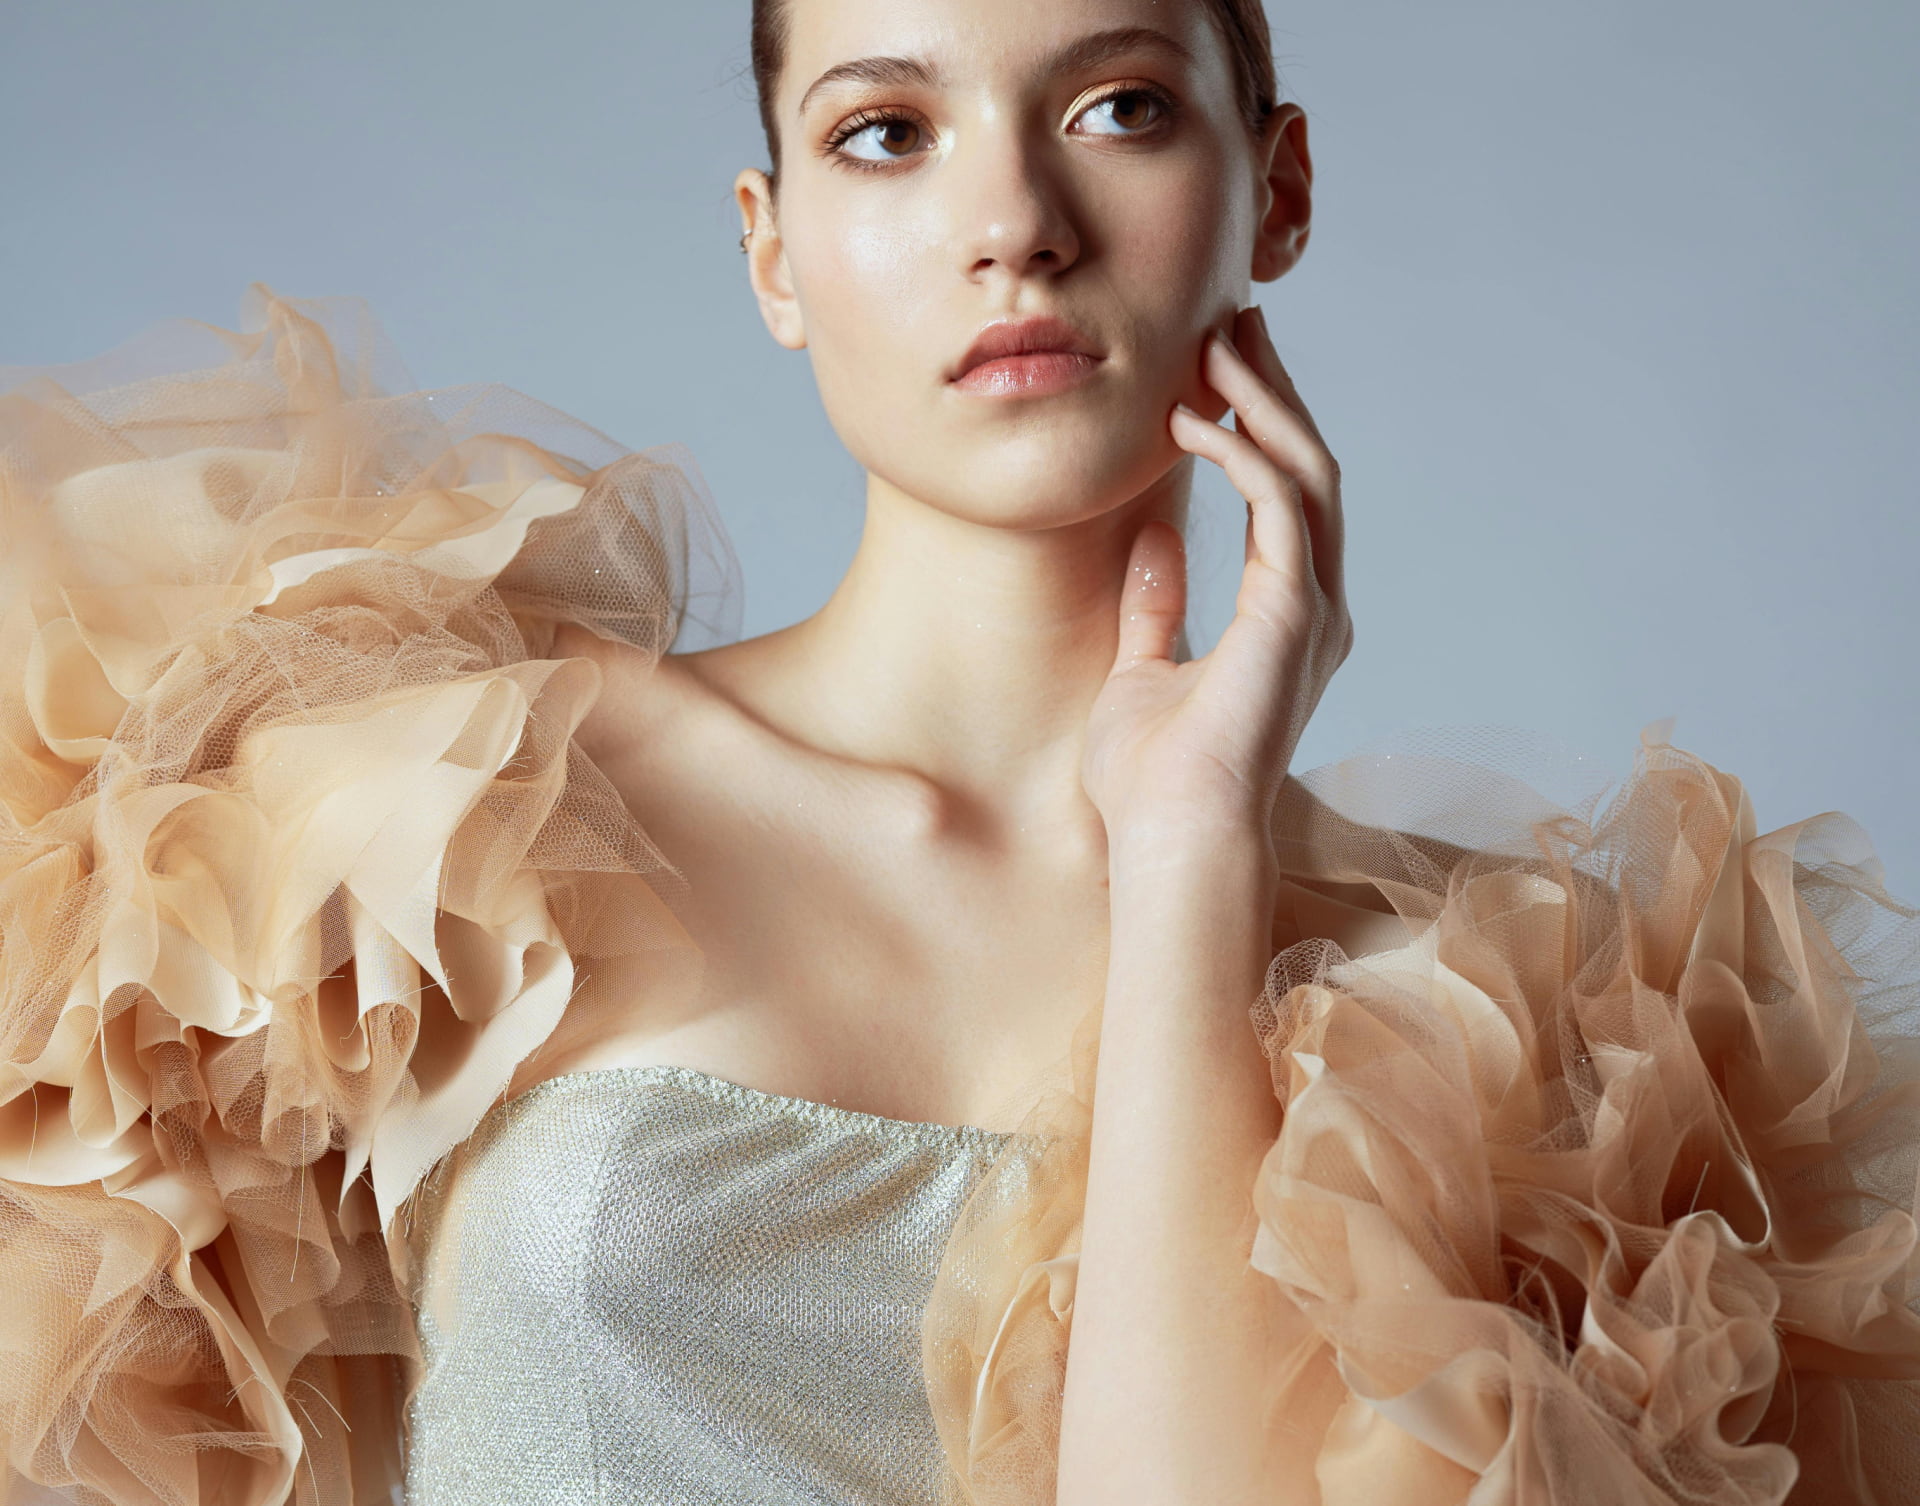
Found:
[1055,834,1290,1505]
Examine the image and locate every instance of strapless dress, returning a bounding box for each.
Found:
[402,1066,1035,1506]
[7,286,1918,1506]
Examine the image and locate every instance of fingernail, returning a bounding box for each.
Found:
[1172,401,1200,419]
[1253,305,1271,333]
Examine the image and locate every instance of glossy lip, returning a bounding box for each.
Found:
[953,352,1101,398]
[947,316,1103,390]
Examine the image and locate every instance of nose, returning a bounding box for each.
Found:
[949,123,1082,285]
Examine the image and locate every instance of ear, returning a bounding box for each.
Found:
[1249,103,1313,284]
[734,168,807,351]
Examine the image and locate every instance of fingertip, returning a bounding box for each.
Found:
[1168,402,1208,442]
[1234,305,1263,352]
[1113,518,1189,669]
[1131,516,1188,594]
[1137,512,1185,553]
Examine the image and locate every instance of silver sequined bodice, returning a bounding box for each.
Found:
[402,1065,1028,1505]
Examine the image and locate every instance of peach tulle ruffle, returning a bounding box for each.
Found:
[4,289,1918,1506]
[923,735,1920,1504]
[0,286,738,1503]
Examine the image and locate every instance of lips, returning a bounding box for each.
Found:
[949,316,1102,383]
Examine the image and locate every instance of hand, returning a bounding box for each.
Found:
[1081,305,1351,859]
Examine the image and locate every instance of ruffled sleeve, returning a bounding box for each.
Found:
[0,285,740,1504]
[926,732,1920,1505]
[8,286,1917,1506]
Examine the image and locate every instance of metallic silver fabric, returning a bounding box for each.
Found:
[402,1065,1030,1505]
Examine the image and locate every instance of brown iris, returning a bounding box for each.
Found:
[875,120,920,156]
[1104,91,1156,130]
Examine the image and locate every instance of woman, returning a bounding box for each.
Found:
[2,0,1915,1503]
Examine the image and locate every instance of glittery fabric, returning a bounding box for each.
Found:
[401,1066,1033,1505]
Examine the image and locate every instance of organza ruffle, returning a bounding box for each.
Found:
[0,286,739,1504]
[924,735,1920,1504]
[5,288,1917,1506]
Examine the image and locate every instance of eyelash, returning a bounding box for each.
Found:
[821,83,1180,173]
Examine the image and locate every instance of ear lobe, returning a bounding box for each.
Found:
[735,168,808,351]
[1251,105,1313,284]
[750,235,808,353]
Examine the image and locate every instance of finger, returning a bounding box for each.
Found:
[1206,327,1345,610]
[1169,403,1312,596]
[1234,305,1326,443]
[1111,517,1187,672]
[1205,333,1335,506]
[1236,309,1342,586]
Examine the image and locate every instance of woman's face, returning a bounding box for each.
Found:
[739,0,1310,532]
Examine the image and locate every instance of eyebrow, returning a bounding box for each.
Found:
[794,25,1197,121]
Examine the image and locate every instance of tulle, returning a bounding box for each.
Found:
[923,734,1920,1504]
[0,286,739,1504]
[3,289,1917,1506]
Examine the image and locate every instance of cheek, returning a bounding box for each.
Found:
[1110,170,1249,407]
[786,197,972,478]
[1127,169,1241,285]
[793,204,928,387]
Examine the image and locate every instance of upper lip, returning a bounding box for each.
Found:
[949,316,1102,382]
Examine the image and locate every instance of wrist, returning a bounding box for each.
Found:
[1103,834,1280,1028]
[1107,821,1277,887]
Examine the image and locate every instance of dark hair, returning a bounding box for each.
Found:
[748,0,1281,190]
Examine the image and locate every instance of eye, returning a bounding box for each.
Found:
[1072,86,1175,137]
[828,111,929,167]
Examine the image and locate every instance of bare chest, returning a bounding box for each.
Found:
[547,708,1109,1130]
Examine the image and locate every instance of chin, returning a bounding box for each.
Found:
[884,419,1182,533]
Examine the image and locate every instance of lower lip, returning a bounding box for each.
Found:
[952,352,1101,397]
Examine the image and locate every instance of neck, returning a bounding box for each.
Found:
[757,461,1194,836]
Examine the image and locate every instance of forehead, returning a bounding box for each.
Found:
[779,0,1226,112]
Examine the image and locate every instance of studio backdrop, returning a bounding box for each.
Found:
[3,0,1914,896]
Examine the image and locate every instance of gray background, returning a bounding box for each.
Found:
[4,0,1915,900]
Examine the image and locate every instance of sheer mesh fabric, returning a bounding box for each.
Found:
[3,289,1916,1506]
[922,733,1920,1504]
[0,287,738,1504]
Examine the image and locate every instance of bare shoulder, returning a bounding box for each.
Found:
[547,622,703,755]
[544,621,798,833]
